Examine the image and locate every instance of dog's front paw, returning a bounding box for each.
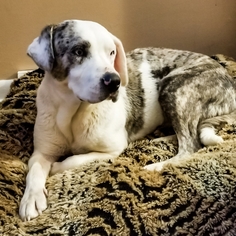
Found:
[19,186,48,221]
[144,162,166,171]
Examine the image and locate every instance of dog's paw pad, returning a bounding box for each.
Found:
[202,134,223,146]
[200,127,224,146]
[213,135,224,144]
[144,162,165,171]
[19,187,47,221]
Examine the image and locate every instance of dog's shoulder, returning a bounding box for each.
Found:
[124,48,169,140]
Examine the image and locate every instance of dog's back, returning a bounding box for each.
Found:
[125,48,236,152]
[124,47,207,141]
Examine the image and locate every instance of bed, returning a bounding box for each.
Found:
[0,54,236,235]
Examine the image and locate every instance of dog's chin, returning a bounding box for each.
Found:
[76,96,101,104]
[76,91,119,104]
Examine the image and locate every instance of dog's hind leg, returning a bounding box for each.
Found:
[145,108,203,171]
[145,110,236,171]
[145,76,204,171]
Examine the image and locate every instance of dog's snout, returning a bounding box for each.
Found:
[102,72,120,93]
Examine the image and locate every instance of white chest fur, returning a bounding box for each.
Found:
[35,77,128,157]
[69,101,127,154]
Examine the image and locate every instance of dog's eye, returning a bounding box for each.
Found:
[74,48,84,57]
[110,50,115,56]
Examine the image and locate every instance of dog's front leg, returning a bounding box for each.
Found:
[50,152,117,175]
[19,151,52,221]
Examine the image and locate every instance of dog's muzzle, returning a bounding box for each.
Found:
[101,72,120,102]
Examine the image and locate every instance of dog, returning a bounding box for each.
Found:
[19,19,236,221]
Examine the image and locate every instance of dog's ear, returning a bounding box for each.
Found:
[27,25,56,72]
[111,34,129,87]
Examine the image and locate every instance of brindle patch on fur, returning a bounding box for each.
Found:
[125,47,236,156]
[151,66,175,79]
[125,69,145,138]
[128,50,144,61]
[158,60,236,154]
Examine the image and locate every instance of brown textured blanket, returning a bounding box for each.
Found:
[0,55,236,236]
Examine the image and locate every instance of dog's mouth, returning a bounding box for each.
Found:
[76,96,84,102]
[107,90,119,103]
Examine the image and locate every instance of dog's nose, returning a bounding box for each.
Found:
[102,72,120,93]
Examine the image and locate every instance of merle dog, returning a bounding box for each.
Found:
[19,20,236,221]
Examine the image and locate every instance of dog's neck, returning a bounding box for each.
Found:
[41,71,116,144]
[43,72,80,105]
[41,72,82,143]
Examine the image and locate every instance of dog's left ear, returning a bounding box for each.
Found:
[27,24,56,72]
[111,34,129,87]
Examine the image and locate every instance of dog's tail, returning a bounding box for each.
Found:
[199,110,236,146]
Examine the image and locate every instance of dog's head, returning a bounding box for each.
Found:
[27,20,128,103]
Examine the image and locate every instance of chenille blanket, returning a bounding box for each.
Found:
[0,54,236,236]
